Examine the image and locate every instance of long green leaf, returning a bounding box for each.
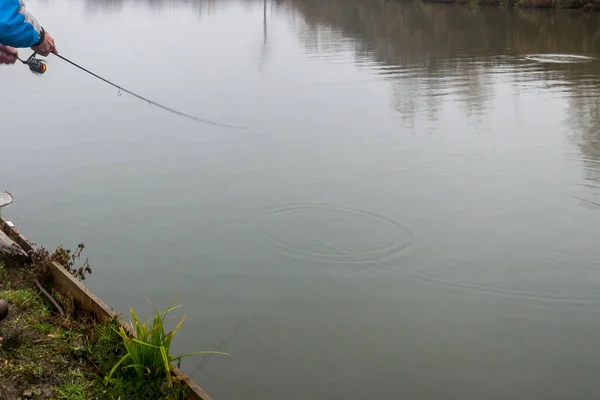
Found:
[132,338,161,349]
[106,353,130,382]
[160,345,172,386]
[171,351,229,361]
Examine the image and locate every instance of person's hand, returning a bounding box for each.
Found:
[31,29,58,57]
[0,45,18,64]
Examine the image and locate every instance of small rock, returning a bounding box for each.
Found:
[22,390,32,399]
[41,388,53,398]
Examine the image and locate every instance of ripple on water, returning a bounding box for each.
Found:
[253,204,414,264]
[253,204,600,304]
[523,54,597,64]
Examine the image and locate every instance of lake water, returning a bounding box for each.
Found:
[3,0,600,398]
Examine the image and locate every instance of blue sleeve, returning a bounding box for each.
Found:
[0,0,42,48]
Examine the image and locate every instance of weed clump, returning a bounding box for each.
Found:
[107,298,228,387]
[0,238,223,400]
[84,318,194,400]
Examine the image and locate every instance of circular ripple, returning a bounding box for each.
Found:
[253,205,600,304]
[254,204,414,264]
[523,54,597,64]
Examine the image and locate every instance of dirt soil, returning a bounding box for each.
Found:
[0,264,100,400]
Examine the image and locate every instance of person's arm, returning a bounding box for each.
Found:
[0,0,57,55]
[0,0,43,48]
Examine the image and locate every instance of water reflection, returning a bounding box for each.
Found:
[289,0,600,55]
[282,0,600,204]
[259,0,269,72]
[78,0,222,16]
[286,0,600,92]
[567,91,600,208]
[81,0,125,15]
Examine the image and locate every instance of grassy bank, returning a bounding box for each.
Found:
[0,243,221,400]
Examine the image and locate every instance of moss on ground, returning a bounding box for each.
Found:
[0,261,189,400]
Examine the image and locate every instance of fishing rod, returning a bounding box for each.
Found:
[18,52,246,130]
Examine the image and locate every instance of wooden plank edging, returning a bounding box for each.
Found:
[0,218,213,400]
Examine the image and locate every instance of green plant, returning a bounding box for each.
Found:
[32,322,54,334]
[106,297,227,387]
[55,378,90,400]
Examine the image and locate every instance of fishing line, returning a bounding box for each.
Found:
[54,54,246,129]
[22,52,246,129]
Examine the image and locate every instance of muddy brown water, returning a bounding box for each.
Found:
[3,0,600,398]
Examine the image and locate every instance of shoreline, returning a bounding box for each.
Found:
[418,0,600,11]
[0,217,214,400]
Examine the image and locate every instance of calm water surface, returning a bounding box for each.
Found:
[3,0,600,398]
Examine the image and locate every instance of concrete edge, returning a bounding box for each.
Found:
[0,218,213,400]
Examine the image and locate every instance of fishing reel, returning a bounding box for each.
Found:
[19,52,47,74]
